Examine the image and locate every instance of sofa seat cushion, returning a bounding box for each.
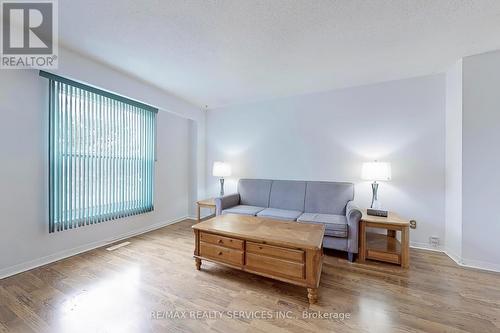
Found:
[297,213,348,238]
[256,208,303,221]
[222,205,266,216]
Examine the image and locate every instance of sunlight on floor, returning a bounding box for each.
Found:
[58,266,144,333]
[358,297,392,331]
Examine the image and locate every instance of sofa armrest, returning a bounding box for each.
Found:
[215,193,240,215]
[346,200,362,253]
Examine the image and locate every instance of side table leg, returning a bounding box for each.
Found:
[359,221,366,261]
[195,258,201,270]
[401,226,409,268]
[307,288,318,304]
[197,205,201,222]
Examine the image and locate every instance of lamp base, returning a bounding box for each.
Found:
[371,200,382,210]
[219,178,225,197]
[371,182,380,209]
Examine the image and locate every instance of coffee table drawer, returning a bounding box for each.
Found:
[247,242,304,262]
[200,242,244,266]
[246,252,305,279]
[200,232,244,250]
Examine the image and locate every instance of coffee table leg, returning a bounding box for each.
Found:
[307,288,318,304]
[195,258,201,270]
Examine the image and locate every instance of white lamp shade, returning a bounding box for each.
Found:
[361,161,391,181]
[212,161,231,177]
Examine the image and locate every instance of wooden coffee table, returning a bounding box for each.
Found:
[192,214,325,304]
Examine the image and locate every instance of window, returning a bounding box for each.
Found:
[41,71,158,232]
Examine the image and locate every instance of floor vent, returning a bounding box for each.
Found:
[106,241,131,251]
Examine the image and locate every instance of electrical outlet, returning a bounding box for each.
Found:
[429,236,440,247]
[409,220,417,229]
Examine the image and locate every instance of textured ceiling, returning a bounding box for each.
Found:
[59,0,500,109]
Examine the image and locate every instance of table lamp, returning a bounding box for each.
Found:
[361,161,391,209]
[212,161,231,196]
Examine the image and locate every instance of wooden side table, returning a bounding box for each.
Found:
[196,198,216,222]
[359,210,410,268]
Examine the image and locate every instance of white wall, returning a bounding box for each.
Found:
[206,75,446,247]
[56,49,203,121]
[462,50,500,270]
[445,60,463,262]
[0,48,198,277]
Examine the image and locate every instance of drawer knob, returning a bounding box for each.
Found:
[218,251,223,255]
[218,239,223,244]
[258,246,263,250]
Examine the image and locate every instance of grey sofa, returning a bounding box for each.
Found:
[215,179,362,262]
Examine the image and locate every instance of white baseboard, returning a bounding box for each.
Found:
[412,242,500,272]
[443,248,462,265]
[443,249,500,273]
[188,212,215,220]
[411,243,500,273]
[460,258,500,273]
[0,216,187,280]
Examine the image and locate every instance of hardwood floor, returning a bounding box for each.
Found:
[1,219,499,333]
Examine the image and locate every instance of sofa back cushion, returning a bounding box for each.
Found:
[304,181,354,215]
[269,180,306,211]
[238,179,272,207]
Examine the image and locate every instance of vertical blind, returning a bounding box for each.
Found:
[41,71,158,233]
